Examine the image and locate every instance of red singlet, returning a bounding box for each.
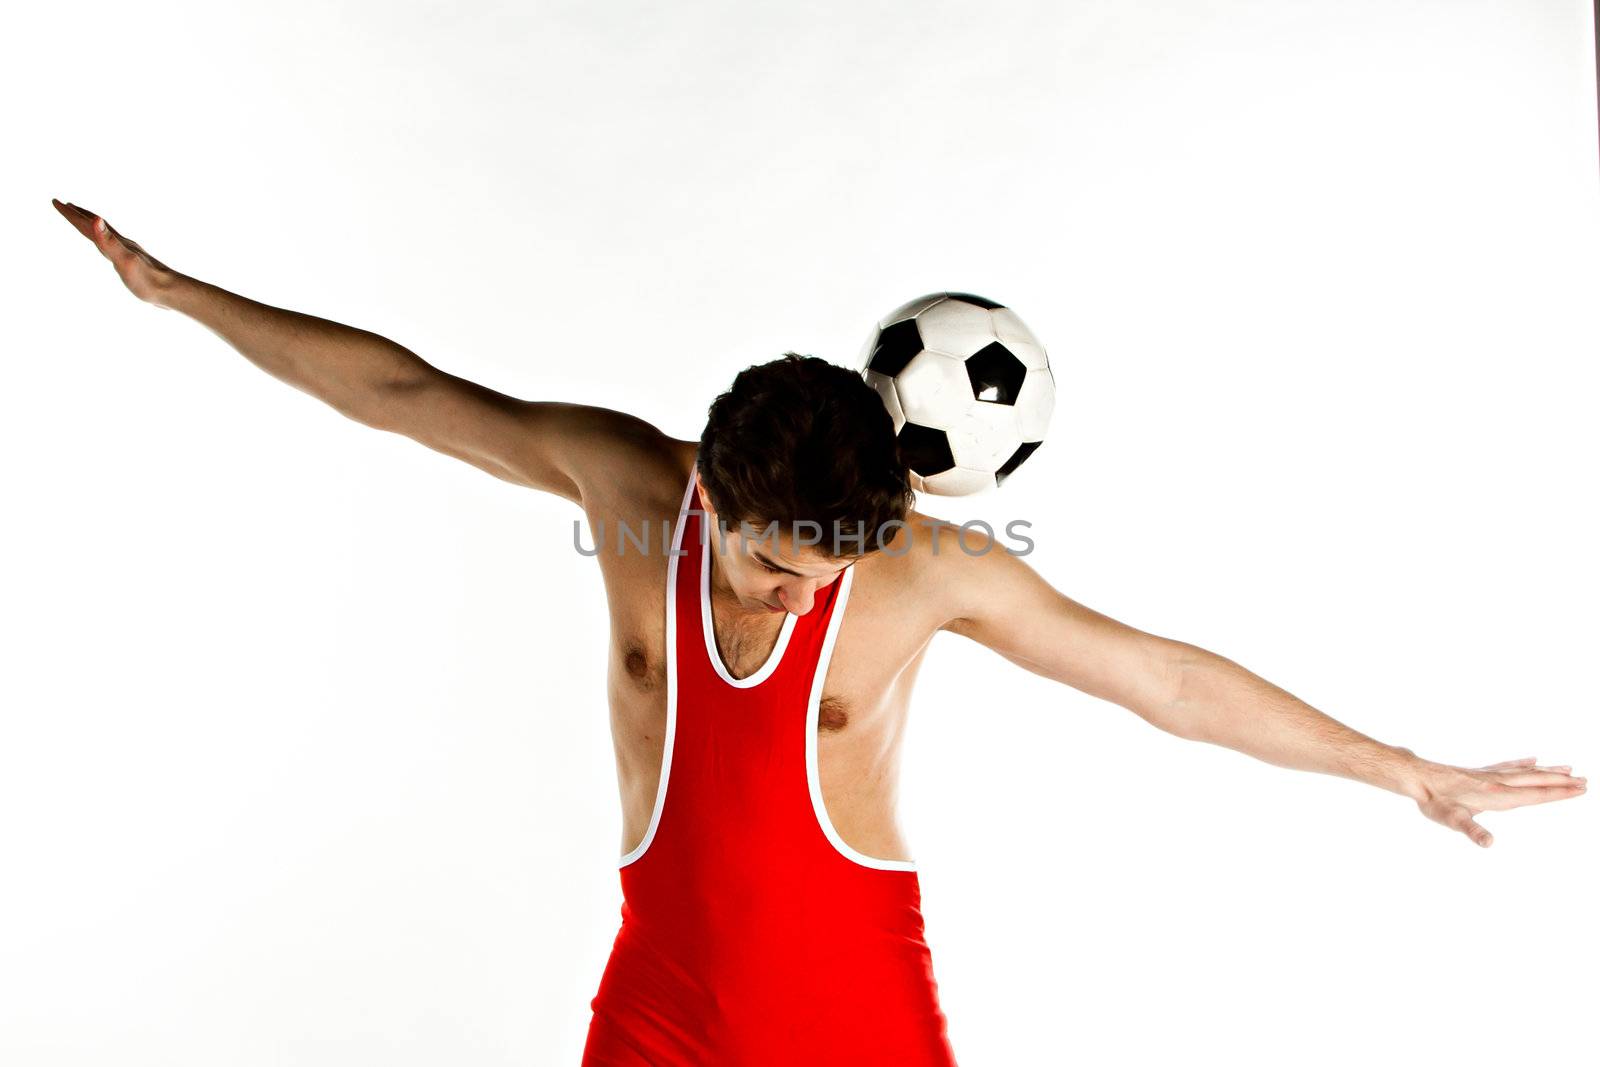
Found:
[582,472,959,1065]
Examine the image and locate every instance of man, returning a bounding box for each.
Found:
[53,200,1585,1066]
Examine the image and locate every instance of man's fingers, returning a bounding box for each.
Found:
[52,199,123,257]
[91,217,134,264]
[1481,757,1538,771]
[90,218,124,264]
[51,198,100,242]
[1423,800,1494,847]
[1481,759,1573,775]
[1496,770,1582,787]
[1483,781,1587,810]
[63,201,99,229]
[1444,807,1494,847]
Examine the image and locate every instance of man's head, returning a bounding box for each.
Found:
[695,352,912,617]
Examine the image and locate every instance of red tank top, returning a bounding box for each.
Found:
[582,471,959,1066]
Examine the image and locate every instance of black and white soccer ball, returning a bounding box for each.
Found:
[859,292,1055,496]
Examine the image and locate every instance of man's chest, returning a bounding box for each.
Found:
[598,550,937,746]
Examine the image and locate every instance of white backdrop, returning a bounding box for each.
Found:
[4,1,1597,1063]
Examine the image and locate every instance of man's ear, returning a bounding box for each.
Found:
[693,469,716,522]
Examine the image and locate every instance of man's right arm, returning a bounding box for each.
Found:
[54,200,661,505]
[166,275,655,503]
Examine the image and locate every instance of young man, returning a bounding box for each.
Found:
[53,201,1585,1066]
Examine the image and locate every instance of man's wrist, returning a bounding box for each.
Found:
[154,271,205,313]
[1375,744,1434,803]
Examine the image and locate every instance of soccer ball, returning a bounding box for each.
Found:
[859,292,1055,496]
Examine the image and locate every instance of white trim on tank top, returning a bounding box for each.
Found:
[805,564,919,872]
[617,472,697,869]
[699,521,799,688]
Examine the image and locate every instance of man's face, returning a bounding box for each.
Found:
[695,472,856,617]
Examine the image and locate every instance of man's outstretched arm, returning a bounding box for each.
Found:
[934,524,1586,847]
[51,199,662,504]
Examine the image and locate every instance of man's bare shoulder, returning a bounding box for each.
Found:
[853,505,989,632]
[577,430,697,523]
[889,506,997,564]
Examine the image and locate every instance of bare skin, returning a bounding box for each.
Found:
[52,199,1587,853]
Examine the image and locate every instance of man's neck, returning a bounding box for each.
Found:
[704,536,746,610]
[706,539,787,625]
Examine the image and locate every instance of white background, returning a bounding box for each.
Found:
[4,1,1597,1063]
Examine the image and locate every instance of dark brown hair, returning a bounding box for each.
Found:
[697,353,913,558]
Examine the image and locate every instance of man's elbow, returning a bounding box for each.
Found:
[1129,638,1212,742]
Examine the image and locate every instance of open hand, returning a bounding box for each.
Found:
[1414,756,1585,848]
[52,199,181,307]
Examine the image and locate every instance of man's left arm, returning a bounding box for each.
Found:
[936,528,1585,847]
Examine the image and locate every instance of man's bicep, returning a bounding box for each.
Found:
[940,547,1181,715]
[374,367,665,503]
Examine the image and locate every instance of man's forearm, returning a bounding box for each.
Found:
[162,274,433,428]
[1149,642,1429,800]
